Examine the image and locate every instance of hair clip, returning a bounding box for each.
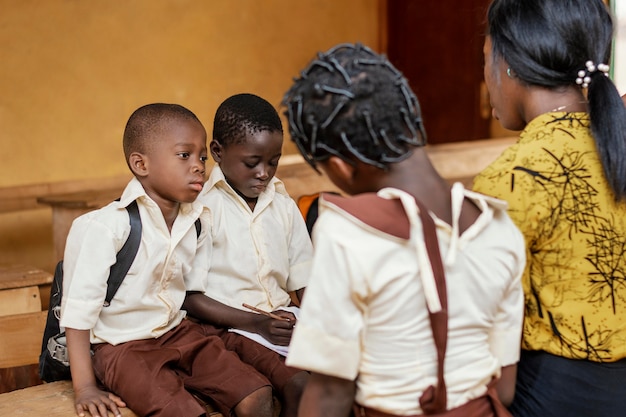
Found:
[576,60,610,88]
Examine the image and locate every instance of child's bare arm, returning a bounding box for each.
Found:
[298,373,356,417]
[294,287,306,305]
[65,328,126,417]
[183,291,295,345]
[496,364,517,406]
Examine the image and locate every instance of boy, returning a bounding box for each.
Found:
[61,103,274,417]
[183,93,312,417]
[282,44,525,416]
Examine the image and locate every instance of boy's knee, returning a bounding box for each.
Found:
[234,385,274,417]
[145,392,206,417]
[282,371,309,399]
[277,372,309,417]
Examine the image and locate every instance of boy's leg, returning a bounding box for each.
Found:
[278,372,309,417]
[179,320,274,417]
[233,386,274,417]
[218,328,309,417]
[93,320,274,417]
[92,338,205,417]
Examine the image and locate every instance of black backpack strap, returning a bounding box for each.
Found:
[195,218,201,238]
[104,200,142,306]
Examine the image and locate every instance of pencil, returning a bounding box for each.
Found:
[242,303,291,322]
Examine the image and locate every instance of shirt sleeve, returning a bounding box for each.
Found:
[473,143,547,260]
[184,209,212,293]
[487,222,525,366]
[286,210,363,380]
[60,212,124,330]
[285,197,313,292]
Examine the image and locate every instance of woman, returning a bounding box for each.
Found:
[474,0,626,416]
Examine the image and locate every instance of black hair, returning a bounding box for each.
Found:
[213,93,283,147]
[123,103,202,160]
[281,43,427,171]
[487,0,626,201]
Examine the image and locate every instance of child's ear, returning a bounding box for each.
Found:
[324,156,356,191]
[327,156,355,180]
[210,140,223,163]
[128,152,148,177]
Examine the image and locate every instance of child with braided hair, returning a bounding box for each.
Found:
[282,43,525,417]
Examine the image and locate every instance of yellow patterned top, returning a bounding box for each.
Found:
[473,112,626,362]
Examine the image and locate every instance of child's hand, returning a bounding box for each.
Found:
[74,385,126,417]
[258,311,297,346]
[272,309,297,323]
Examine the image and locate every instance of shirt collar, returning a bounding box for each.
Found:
[118,177,149,207]
[520,111,590,144]
[118,176,204,219]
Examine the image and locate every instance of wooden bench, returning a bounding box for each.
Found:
[0,263,54,314]
[0,379,283,416]
[0,264,53,394]
[0,379,246,416]
[0,380,222,416]
[0,381,138,416]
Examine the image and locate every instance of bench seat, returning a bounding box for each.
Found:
[0,380,225,417]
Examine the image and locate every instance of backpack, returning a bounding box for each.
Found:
[297,191,340,236]
[38,201,202,382]
[38,200,142,382]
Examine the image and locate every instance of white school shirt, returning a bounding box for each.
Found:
[286,184,525,415]
[197,165,312,311]
[60,178,210,345]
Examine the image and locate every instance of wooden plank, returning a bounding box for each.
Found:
[276,137,516,197]
[0,381,139,417]
[0,263,53,291]
[0,138,516,216]
[426,136,516,185]
[40,283,52,311]
[277,154,341,200]
[0,311,47,368]
[0,286,41,317]
[0,137,514,215]
[0,380,228,417]
[50,206,96,261]
[37,188,125,210]
[0,363,41,394]
[0,175,130,214]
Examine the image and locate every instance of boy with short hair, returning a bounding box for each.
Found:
[61,103,274,417]
[183,93,312,417]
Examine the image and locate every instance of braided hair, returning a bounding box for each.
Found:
[487,0,626,201]
[282,43,427,171]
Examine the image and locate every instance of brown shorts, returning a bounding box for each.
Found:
[92,319,270,417]
[198,323,305,394]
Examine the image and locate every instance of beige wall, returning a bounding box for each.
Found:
[0,0,383,271]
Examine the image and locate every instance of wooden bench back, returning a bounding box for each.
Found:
[0,311,47,369]
[0,263,53,392]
